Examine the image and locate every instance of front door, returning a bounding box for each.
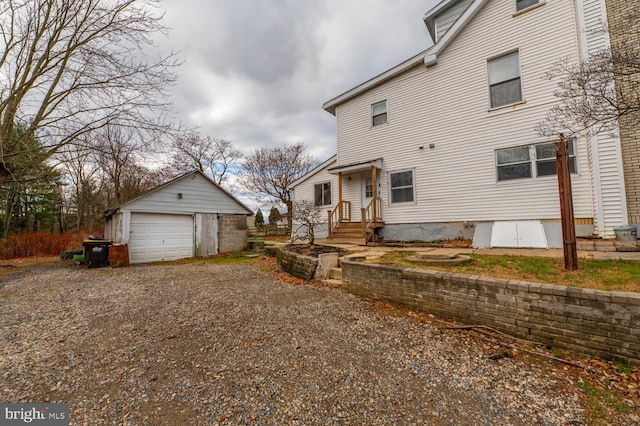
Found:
[361,174,374,209]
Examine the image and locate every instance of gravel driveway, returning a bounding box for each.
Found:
[1,261,587,425]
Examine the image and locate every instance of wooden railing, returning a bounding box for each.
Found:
[328,201,351,237]
[361,198,383,242]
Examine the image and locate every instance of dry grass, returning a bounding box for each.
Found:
[377,252,640,293]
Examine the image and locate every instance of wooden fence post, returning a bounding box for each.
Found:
[556,134,578,270]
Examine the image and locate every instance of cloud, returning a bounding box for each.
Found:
[156,0,440,161]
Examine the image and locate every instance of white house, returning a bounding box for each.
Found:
[104,171,252,263]
[291,0,627,248]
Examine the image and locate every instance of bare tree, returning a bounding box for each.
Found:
[170,133,243,185]
[242,143,316,230]
[0,0,179,183]
[92,125,161,206]
[291,200,324,245]
[537,9,640,136]
[58,144,105,230]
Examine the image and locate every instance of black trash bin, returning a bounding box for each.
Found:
[83,239,112,268]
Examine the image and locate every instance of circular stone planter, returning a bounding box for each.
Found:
[405,252,472,266]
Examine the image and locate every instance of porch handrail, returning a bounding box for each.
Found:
[362,198,383,242]
[328,201,351,237]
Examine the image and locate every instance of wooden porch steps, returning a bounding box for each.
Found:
[327,221,384,245]
[327,222,367,245]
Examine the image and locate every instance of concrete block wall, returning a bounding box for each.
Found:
[218,214,248,253]
[276,250,318,280]
[342,256,640,365]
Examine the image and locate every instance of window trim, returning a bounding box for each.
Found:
[514,0,545,16]
[495,140,578,183]
[487,51,524,110]
[371,100,388,127]
[313,181,332,207]
[388,169,416,204]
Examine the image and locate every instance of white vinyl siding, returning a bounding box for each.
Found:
[434,0,473,41]
[575,0,626,236]
[125,172,248,215]
[334,0,597,225]
[581,0,609,54]
[292,160,338,222]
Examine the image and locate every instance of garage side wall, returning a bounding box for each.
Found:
[218,214,248,253]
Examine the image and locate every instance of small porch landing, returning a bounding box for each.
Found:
[326,159,384,245]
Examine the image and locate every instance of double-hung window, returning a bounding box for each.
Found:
[516,0,541,12]
[371,100,387,126]
[535,142,577,176]
[314,182,331,207]
[389,170,414,203]
[496,140,577,181]
[488,52,523,109]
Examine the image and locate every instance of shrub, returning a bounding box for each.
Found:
[0,231,86,260]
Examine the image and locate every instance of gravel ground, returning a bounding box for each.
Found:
[0,261,595,425]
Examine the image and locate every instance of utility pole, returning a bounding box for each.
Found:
[556,134,578,270]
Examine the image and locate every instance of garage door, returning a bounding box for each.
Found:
[129,213,194,263]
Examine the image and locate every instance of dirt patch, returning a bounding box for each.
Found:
[283,244,345,257]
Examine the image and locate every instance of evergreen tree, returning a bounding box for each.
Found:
[254,209,264,227]
[268,207,281,224]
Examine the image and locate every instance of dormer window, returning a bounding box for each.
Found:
[516,0,541,12]
[371,100,387,126]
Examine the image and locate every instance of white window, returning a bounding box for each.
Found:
[389,170,414,203]
[371,100,387,126]
[516,0,541,12]
[535,142,577,176]
[314,182,331,207]
[488,52,523,109]
[496,140,577,181]
[496,146,531,181]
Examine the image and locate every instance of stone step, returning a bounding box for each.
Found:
[321,278,343,288]
[326,237,367,245]
[330,267,342,280]
[332,232,365,239]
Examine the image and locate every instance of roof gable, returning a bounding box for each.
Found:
[424,0,474,42]
[323,0,488,114]
[289,155,337,189]
[105,170,252,216]
[423,0,488,66]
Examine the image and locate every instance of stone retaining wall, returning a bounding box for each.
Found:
[578,239,640,252]
[276,250,318,280]
[342,256,640,365]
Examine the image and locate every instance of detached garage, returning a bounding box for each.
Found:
[104,171,252,264]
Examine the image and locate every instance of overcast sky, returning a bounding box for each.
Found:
[156,0,441,162]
